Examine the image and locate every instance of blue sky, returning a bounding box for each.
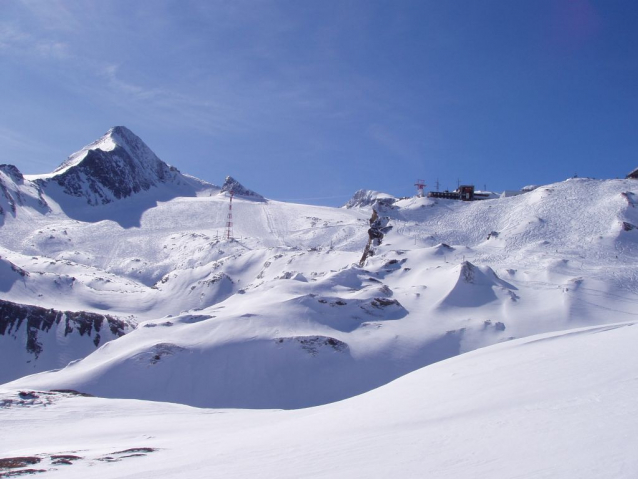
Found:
[1,0,637,205]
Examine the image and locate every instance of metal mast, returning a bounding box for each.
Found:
[226,190,234,240]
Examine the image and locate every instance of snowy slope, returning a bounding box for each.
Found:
[0,298,133,384]
[2,126,638,407]
[4,174,638,407]
[0,164,50,223]
[0,188,369,385]
[1,321,637,478]
[2,127,637,477]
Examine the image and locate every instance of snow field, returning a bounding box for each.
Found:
[4,177,638,407]
[3,128,638,476]
[2,321,637,478]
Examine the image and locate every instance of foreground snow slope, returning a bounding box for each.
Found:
[2,321,637,478]
[4,174,638,406]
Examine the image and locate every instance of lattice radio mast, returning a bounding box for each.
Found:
[226,190,234,240]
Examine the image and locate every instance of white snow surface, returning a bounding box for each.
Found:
[3,175,638,409]
[343,188,395,208]
[1,321,637,478]
[0,165,50,222]
[3,128,638,476]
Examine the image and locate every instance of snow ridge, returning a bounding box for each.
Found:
[0,164,50,218]
[344,189,396,208]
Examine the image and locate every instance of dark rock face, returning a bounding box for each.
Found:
[220,176,264,200]
[368,213,392,246]
[53,147,174,204]
[44,126,184,206]
[0,299,132,359]
[359,209,392,266]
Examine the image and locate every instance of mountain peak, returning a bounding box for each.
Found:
[107,126,151,158]
[52,126,160,176]
[220,176,264,200]
[38,126,208,206]
[108,125,134,137]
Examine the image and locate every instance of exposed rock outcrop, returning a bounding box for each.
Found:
[359,209,392,266]
[0,299,133,358]
[0,299,136,383]
[274,335,348,356]
[220,176,264,200]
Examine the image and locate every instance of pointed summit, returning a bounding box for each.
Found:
[52,126,154,175]
[220,176,264,200]
[38,126,213,206]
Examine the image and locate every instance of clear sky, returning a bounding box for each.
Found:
[1,0,637,205]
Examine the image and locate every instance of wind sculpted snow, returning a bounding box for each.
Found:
[2,129,638,408]
[3,176,638,406]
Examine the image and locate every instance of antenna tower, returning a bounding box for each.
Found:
[414,179,426,197]
[226,190,234,240]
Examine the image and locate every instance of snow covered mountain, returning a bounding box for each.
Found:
[2,128,638,475]
[29,126,217,207]
[3,150,638,409]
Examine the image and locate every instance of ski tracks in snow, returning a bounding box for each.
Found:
[262,203,288,248]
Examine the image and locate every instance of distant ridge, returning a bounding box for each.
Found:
[344,189,395,208]
[220,175,265,200]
